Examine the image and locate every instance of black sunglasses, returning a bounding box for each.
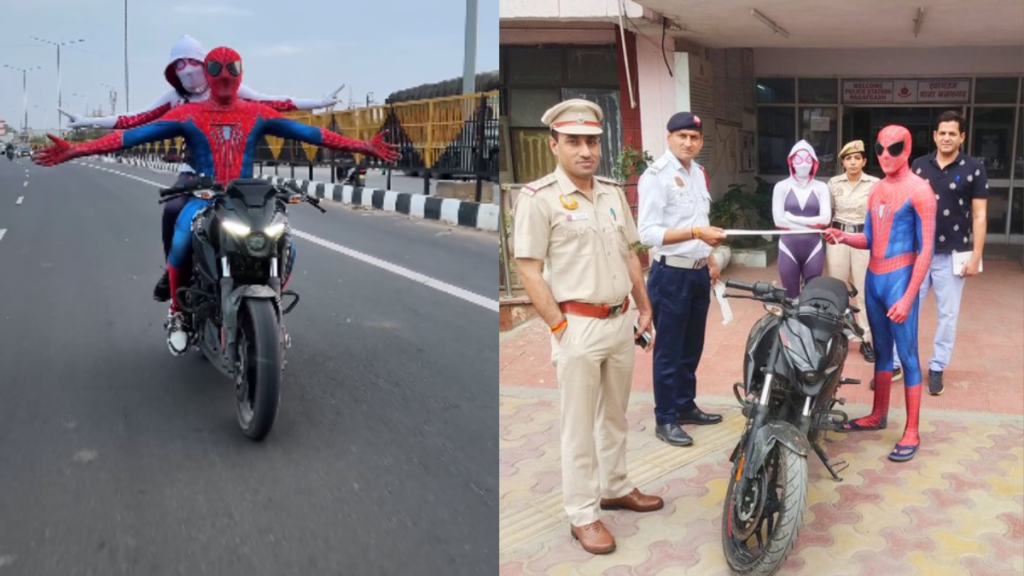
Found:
[206,60,242,78]
[874,140,905,158]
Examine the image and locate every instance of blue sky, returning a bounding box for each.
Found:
[0,0,497,131]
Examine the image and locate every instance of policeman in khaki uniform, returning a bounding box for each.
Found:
[514,99,662,555]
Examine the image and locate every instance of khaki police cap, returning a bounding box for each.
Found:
[839,140,866,160]
[541,99,604,135]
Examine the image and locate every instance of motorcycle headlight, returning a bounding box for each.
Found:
[264,222,286,238]
[247,234,267,251]
[222,219,251,236]
[801,370,822,384]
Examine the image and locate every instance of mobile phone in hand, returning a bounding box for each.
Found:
[633,322,651,349]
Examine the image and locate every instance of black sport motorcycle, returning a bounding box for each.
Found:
[157,175,326,441]
[720,276,865,576]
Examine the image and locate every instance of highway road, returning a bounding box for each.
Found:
[0,156,497,575]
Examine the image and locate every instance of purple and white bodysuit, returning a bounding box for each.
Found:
[772,140,832,298]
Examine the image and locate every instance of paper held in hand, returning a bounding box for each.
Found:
[952,250,982,276]
[713,280,733,325]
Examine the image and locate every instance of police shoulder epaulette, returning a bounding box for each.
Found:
[520,173,557,196]
[595,175,624,187]
[647,155,669,174]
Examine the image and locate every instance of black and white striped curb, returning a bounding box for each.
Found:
[256,175,499,233]
[93,156,498,232]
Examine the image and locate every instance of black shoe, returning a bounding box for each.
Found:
[676,406,723,426]
[153,269,170,302]
[655,424,693,447]
[928,369,944,396]
[893,366,903,382]
[860,342,876,362]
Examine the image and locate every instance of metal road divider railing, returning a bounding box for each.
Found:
[116,91,500,202]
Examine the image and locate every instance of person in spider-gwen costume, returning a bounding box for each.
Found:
[60,35,342,302]
[772,140,832,298]
[825,125,936,463]
[35,47,399,356]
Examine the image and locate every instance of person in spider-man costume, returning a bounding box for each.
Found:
[825,125,936,462]
[34,46,399,356]
[60,35,342,303]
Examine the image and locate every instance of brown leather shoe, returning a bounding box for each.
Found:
[570,520,616,554]
[599,488,665,512]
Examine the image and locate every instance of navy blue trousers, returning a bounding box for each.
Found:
[647,259,711,426]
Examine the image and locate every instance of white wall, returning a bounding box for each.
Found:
[755,46,1024,77]
[635,36,678,160]
[499,0,644,20]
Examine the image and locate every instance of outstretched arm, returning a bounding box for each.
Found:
[61,91,176,130]
[34,120,186,166]
[238,84,340,113]
[259,109,399,162]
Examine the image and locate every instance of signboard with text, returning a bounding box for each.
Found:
[842,79,971,104]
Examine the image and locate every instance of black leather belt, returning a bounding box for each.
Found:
[832,221,864,233]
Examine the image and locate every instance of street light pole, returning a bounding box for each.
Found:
[3,64,41,140]
[462,0,478,95]
[124,0,129,112]
[31,36,85,136]
[101,83,118,115]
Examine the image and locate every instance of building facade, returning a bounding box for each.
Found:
[500,0,1024,244]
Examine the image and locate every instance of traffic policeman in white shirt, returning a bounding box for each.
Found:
[637,111,728,447]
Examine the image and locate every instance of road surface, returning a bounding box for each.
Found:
[0,157,497,575]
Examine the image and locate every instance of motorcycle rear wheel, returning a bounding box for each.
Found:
[234,299,282,441]
[722,443,807,576]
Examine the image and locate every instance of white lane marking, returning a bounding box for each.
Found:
[16,196,23,204]
[23,181,28,187]
[292,230,496,312]
[79,164,499,312]
[0,229,6,242]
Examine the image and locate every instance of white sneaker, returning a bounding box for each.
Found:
[165,308,189,356]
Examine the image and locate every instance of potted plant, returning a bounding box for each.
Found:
[613,145,656,269]
[710,177,778,268]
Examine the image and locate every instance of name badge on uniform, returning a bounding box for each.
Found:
[566,212,588,222]
[559,194,579,210]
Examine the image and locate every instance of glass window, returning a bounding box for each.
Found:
[756,78,795,104]
[758,107,795,175]
[507,89,561,128]
[975,77,1019,104]
[972,107,1015,179]
[986,186,1010,236]
[799,107,839,178]
[1012,189,1024,235]
[798,78,838,104]
[1016,107,1022,179]
[566,48,618,86]
[504,47,563,86]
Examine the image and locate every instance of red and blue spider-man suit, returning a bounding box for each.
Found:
[825,125,936,463]
[35,46,399,315]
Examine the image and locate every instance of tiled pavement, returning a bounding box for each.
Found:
[499,261,1024,575]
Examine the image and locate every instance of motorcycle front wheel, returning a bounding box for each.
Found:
[234,298,282,441]
[722,442,807,576]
